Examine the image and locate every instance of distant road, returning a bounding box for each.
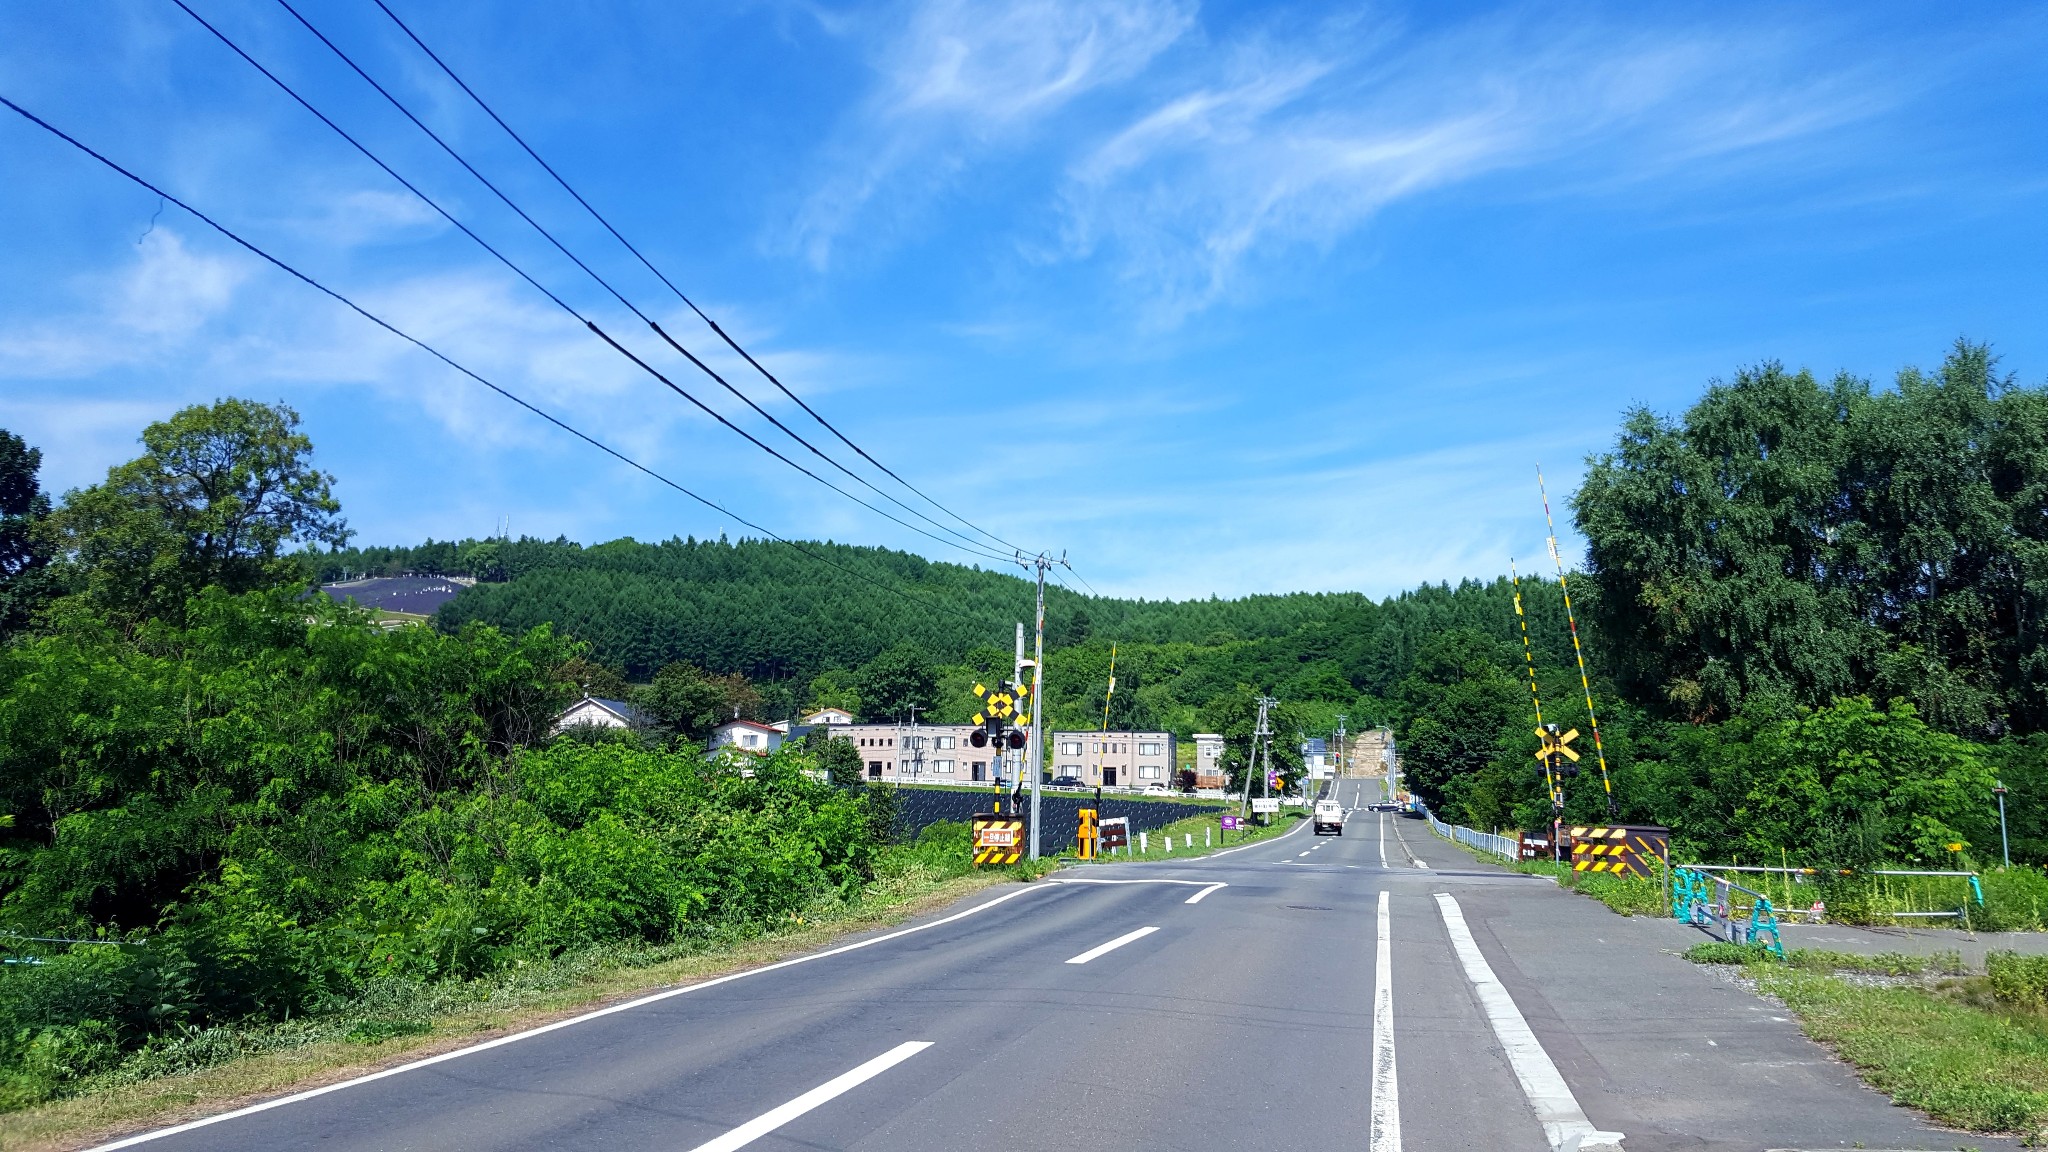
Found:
[101,778,2020,1152]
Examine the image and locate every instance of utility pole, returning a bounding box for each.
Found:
[1014,554,1058,860]
[1239,695,1275,820]
[906,704,922,785]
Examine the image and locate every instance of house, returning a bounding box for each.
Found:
[833,723,991,783]
[553,695,651,734]
[1051,730,1176,788]
[1193,733,1227,790]
[710,718,784,755]
[801,707,856,726]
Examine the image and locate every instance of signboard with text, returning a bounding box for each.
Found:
[1251,798,1280,814]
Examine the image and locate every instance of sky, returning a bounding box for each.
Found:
[3,1,2045,601]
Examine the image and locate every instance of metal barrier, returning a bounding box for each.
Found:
[1678,864,1984,922]
[1423,808,1519,861]
[1672,866,1785,958]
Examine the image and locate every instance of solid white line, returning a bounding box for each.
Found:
[88,886,1054,1151]
[1370,891,1401,1152]
[1064,925,1160,964]
[683,1041,932,1152]
[1379,813,1388,867]
[1204,813,1310,859]
[1433,894,1625,1152]
[1047,878,1220,887]
[1184,883,1226,904]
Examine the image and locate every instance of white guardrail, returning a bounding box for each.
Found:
[1424,807,1518,861]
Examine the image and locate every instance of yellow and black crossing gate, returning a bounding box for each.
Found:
[971,814,1026,867]
[1567,824,1669,878]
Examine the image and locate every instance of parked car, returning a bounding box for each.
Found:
[1049,775,1085,789]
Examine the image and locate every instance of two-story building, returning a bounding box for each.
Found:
[709,718,785,755]
[834,723,994,783]
[1050,730,1176,788]
[1193,733,1228,790]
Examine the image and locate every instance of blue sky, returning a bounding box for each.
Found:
[3,1,2045,599]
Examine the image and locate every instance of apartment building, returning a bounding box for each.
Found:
[1050,730,1176,788]
[833,723,994,783]
[1193,733,1227,790]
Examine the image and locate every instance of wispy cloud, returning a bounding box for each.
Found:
[789,0,1194,267]
[1056,12,1898,324]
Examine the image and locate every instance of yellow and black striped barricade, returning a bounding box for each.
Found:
[1567,824,1669,878]
[971,814,1026,867]
[1077,808,1098,860]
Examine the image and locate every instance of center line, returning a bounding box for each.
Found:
[1371,890,1400,1152]
[684,1041,932,1152]
[1065,925,1160,964]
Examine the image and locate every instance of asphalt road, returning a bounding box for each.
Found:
[101,778,2020,1152]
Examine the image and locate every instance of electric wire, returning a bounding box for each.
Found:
[0,92,994,628]
[170,0,1013,566]
[366,0,1030,557]
[274,0,1002,562]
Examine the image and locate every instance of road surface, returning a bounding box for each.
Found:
[100,779,2017,1152]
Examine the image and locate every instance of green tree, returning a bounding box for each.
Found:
[0,429,55,641]
[634,661,761,740]
[43,399,347,623]
[854,645,938,722]
[806,669,861,717]
[1395,629,1523,808]
[805,729,867,788]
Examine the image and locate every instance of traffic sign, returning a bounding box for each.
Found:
[1533,725,1581,763]
[1251,798,1279,814]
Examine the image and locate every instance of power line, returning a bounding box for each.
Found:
[366,0,1030,558]
[273,0,1004,563]
[0,92,996,628]
[169,0,1012,566]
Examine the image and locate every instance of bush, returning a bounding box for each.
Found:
[1988,951,2048,1010]
[1685,941,1779,965]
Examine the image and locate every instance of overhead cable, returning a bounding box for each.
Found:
[0,92,995,627]
[170,0,1013,566]
[274,0,1003,561]
[367,0,1030,557]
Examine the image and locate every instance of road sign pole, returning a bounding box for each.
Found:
[1997,782,2011,868]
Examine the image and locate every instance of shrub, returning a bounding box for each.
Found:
[1685,941,1778,965]
[1987,951,2048,1009]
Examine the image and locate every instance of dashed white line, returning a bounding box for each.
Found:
[1370,890,1401,1152]
[1184,883,1227,904]
[1433,894,1625,1152]
[684,1041,932,1152]
[1065,925,1161,964]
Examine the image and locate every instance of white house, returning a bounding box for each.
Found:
[553,695,650,734]
[800,707,856,726]
[710,718,784,755]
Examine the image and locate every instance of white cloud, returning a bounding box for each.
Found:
[0,229,253,375]
[790,0,1194,266]
[1057,14,1895,324]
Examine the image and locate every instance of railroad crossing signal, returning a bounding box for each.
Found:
[1534,724,1580,777]
[969,680,1031,749]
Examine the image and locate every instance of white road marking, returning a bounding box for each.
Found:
[1204,813,1311,859]
[1433,894,1626,1152]
[1298,850,1312,857]
[1184,883,1227,904]
[1379,813,1388,867]
[683,1041,932,1152]
[87,886,1054,1150]
[1370,890,1401,1152]
[1065,925,1161,964]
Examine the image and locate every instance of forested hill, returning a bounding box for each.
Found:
[313,535,1399,683]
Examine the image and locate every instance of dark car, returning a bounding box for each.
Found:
[1049,775,1085,789]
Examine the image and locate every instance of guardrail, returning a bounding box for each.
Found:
[1677,864,1984,922]
[1423,807,1518,861]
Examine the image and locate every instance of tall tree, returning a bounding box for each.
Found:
[45,399,348,622]
[0,430,54,640]
[854,645,939,722]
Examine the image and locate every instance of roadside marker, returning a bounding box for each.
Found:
[1433,894,1624,1152]
[682,1041,932,1152]
[1065,926,1160,964]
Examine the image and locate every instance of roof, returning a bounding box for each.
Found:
[556,696,650,726]
[714,718,782,734]
[1302,738,1329,754]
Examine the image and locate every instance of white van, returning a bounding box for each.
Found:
[1313,799,1345,836]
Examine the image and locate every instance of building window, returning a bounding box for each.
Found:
[1140,764,1164,779]
[934,759,955,774]
[1060,741,1082,756]
[937,736,956,750]
[742,734,759,748]
[1139,742,1161,756]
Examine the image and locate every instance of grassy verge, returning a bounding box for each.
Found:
[1433,835,1667,916]
[1076,809,1307,865]
[0,836,1046,1152]
[1682,944,2048,1136]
